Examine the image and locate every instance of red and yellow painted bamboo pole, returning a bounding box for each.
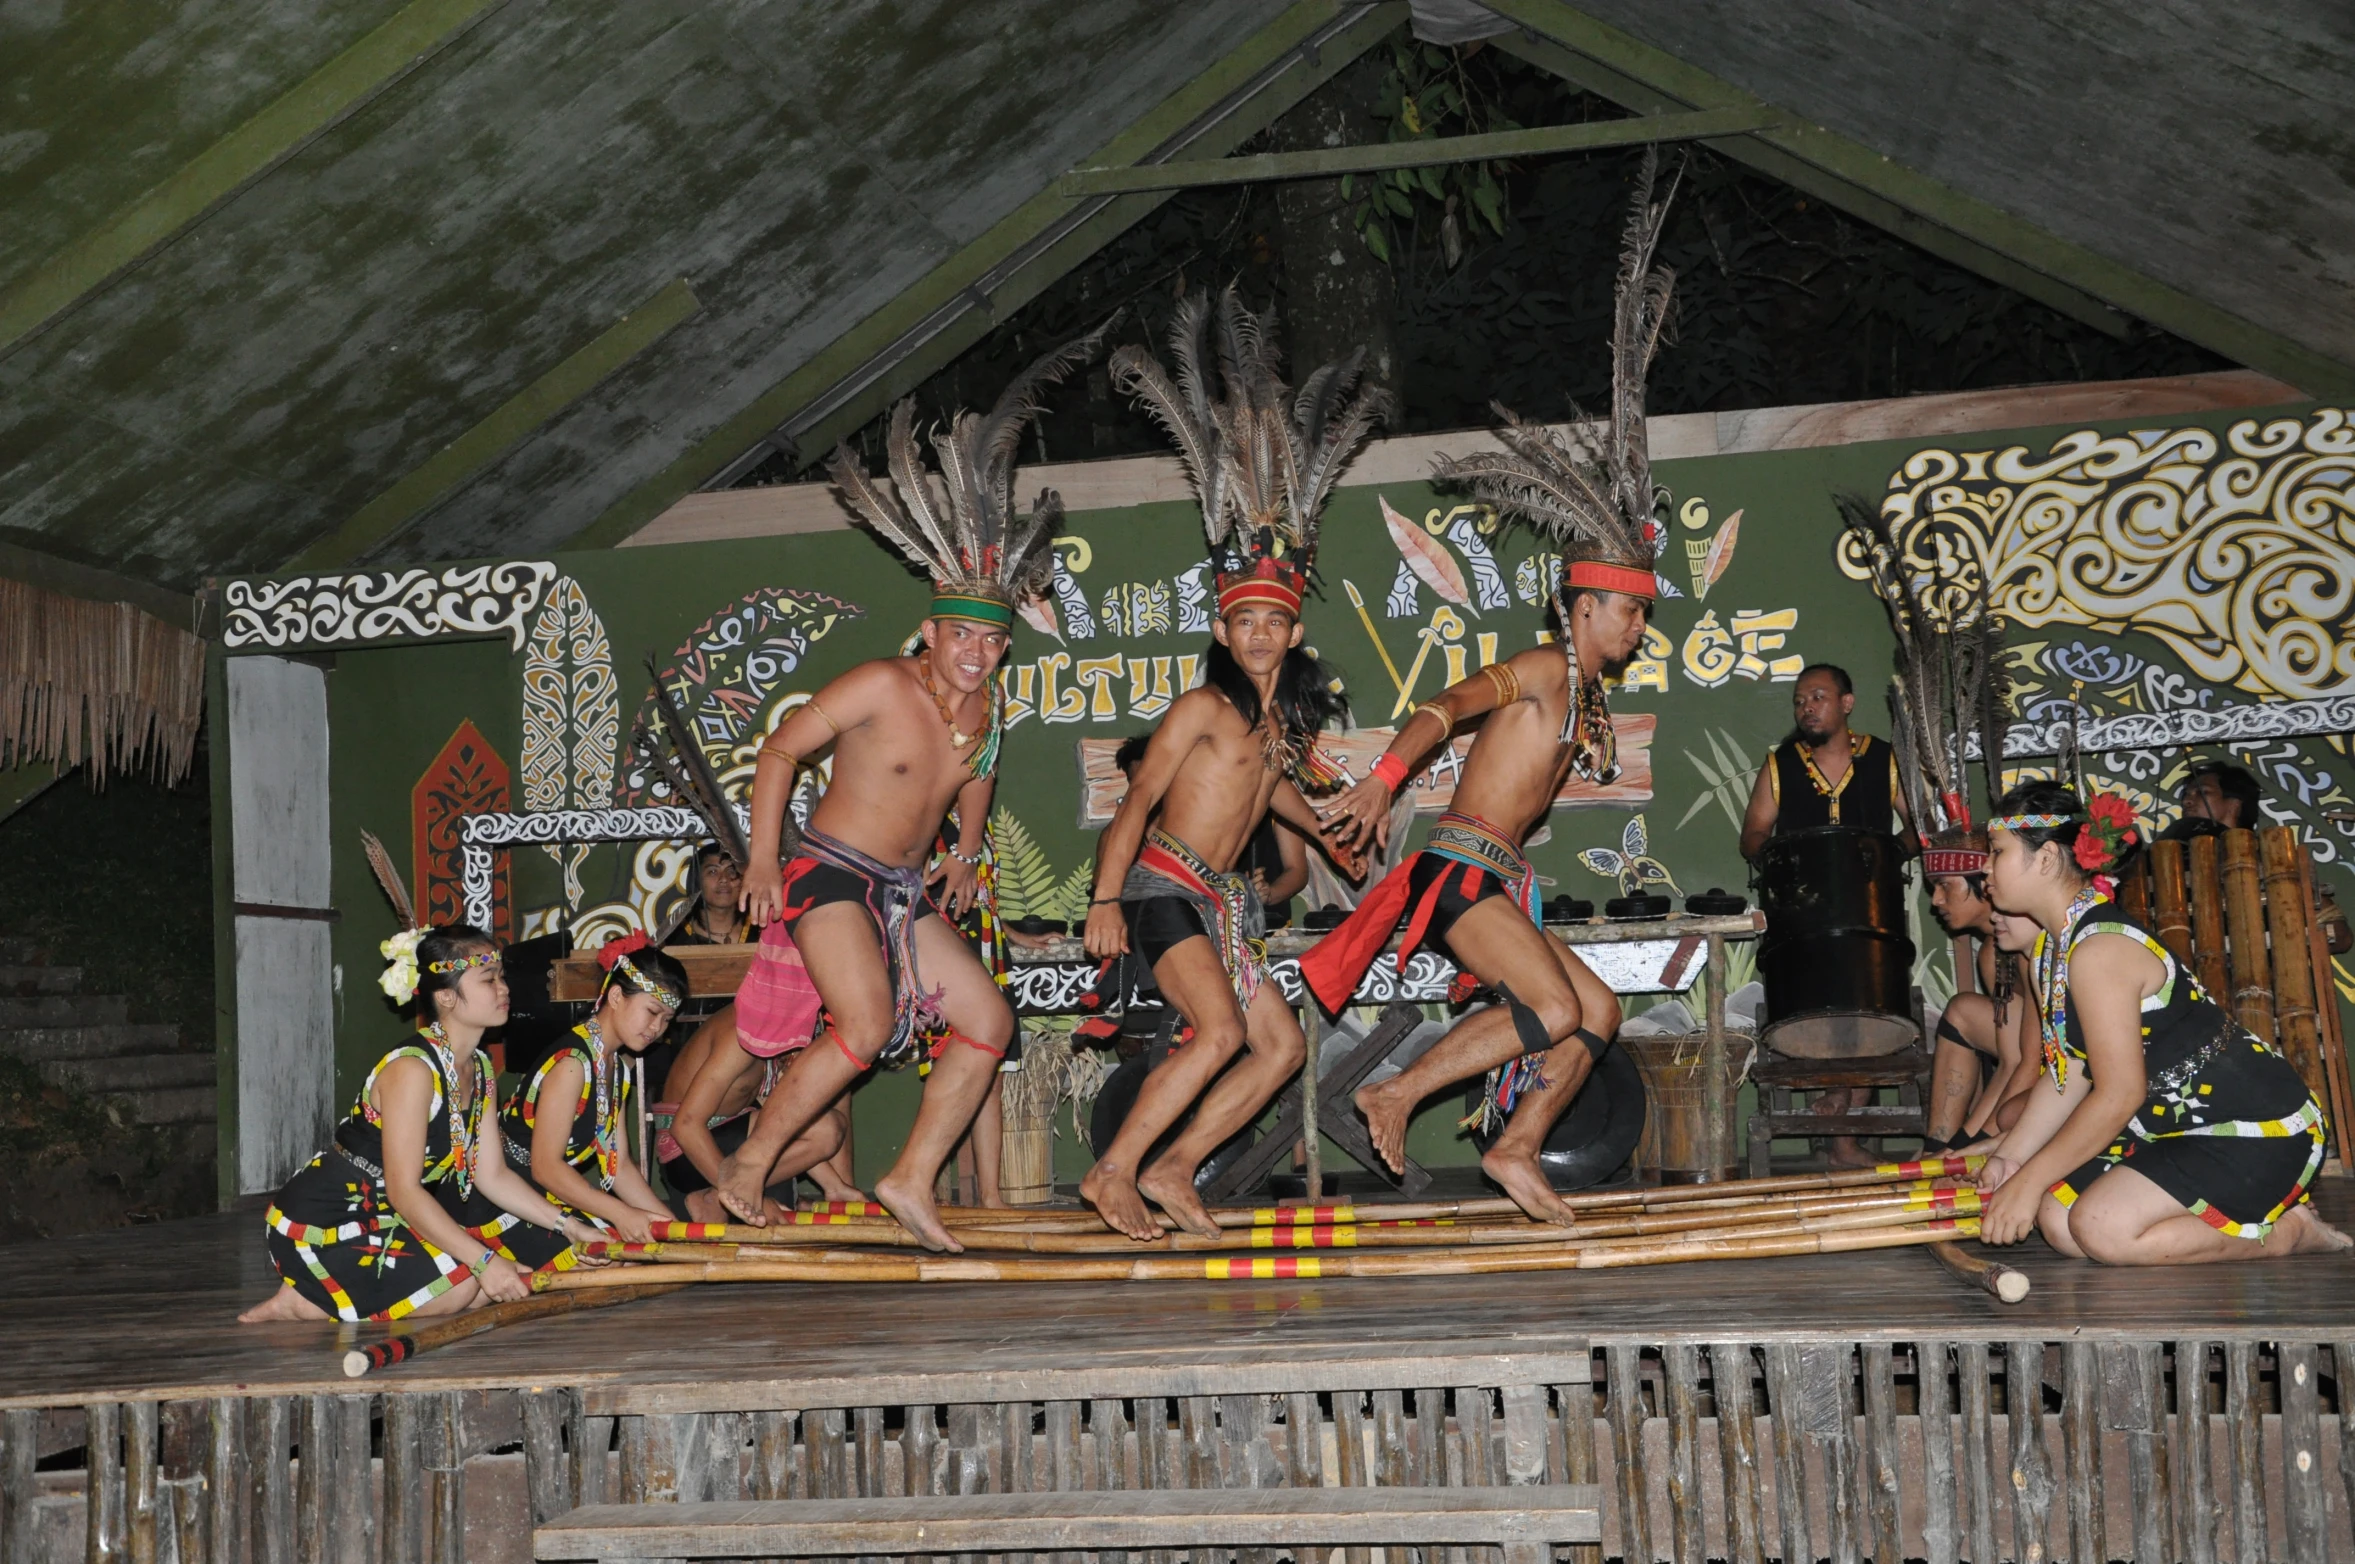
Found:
[541,1215,1984,1290]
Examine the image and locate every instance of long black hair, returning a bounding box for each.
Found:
[1203,638,1348,740]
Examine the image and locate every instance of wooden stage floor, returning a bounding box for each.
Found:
[9,1179,2354,1407]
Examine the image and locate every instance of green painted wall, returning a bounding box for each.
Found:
[256,396,2354,1182]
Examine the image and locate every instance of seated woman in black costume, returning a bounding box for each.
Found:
[239,925,575,1322]
[487,932,684,1245]
[1972,779,2349,1262]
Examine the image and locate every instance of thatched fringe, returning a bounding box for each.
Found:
[0,578,204,785]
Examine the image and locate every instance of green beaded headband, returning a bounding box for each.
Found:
[424,950,501,977]
[929,590,1015,628]
[1989,812,2079,832]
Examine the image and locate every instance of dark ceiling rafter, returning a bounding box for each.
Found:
[0,0,511,365]
[563,0,1409,550]
[1054,104,1783,195]
[1484,0,2355,397]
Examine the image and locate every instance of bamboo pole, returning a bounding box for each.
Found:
[541,1216,1984,1289]
[340,1282,688,1377]
[1928,1240,2030,1304]
[2149,840,2194,968]
[2260,827,2327,1107]
[2187,835,2232,1006]
[2219,828,2278,1044]
[2297,845,2355,1167]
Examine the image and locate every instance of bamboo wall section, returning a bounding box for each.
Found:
[2116,826,2355,1166]
[8,1334,2353,1563]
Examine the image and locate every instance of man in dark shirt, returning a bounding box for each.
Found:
[1738,663,1918,858]
[2157,760,2262,841]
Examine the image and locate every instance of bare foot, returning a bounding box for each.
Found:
[712,1153,772,1226]
[1354,1079,1417,1175]
[1137,1161,1222,1240]
[2272,1204,2355,1254]
[238,1286,330,1324]
[1825,1138,1882,1170]
[682,1190,729,1226]
[875,1171,965,1254]
[812,1175,864,1204]
[1079,1160,1165,1241]
[1480,1146,1577,1226]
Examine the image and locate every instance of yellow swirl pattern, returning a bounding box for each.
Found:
[1838,411,2355,700]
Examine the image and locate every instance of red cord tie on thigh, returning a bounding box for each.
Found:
[947,1029,1004,1060]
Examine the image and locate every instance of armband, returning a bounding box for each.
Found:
[1482,662,1522,708]
[1410,701,1455,743]
[1371,753,1411,793]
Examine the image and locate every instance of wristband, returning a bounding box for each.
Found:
[945,844,982,867]
[1371,753,1411,793]
[476,1248,497,1273]
[1090,896,1122,906]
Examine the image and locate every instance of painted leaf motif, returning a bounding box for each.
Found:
[1381,495,1474,613]
[1702,510,1742,593]
[1017,597,1064,642]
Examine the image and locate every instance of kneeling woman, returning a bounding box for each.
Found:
[492,933,684,1244]
[240,927,575,1322]
[1973,780,2347,1262]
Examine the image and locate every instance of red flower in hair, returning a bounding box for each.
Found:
[597,930,651,971]
[2075,792,2140,872]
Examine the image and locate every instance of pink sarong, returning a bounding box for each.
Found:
[735,920,824,1058]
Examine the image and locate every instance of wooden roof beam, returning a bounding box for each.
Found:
[0,0,509,363]
[562,0,1410,551]
[1055,104,1782,195]
[1486,0,2355,396]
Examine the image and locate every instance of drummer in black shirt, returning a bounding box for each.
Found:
[1737,663,1918,859]
[1736,663,1918,1166]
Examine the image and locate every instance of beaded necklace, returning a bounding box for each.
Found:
[582,1019,619,1186]
[2032,884,2111,1092]
[1550,606,1620,784]
[917,656,1004,779]
[421,1021,478,1195]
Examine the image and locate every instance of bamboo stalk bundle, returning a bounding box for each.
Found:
[2219,828,2277,1044]
[630,1181,1981,1255]
[585,1195,1982,1270]
[339,1282,687,1376]
[539,1215,1983,1289]
[0,577,204,785]
[2296,845,2355,1165]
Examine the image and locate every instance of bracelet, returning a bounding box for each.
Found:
[945,843,983,867]
[1090,896,1122,906]
[1371,752,1411,792]
[1411,700,1456,742]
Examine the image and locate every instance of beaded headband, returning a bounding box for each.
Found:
[424,950,502,977]
[609,953,683,1011]
[1988,812,2078,832]
[1920,848,1988,878]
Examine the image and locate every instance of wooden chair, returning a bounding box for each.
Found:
[2115,824,2354,1165]
[1744,987,1932,1176]
[536,1485,1603,1562]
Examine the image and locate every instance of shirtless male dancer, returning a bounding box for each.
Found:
[1077,290,1381,1239]
[1307,155,1682,1224]
[714,336,1097,1251]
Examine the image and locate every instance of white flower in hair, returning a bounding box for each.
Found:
[378,927,426,1003]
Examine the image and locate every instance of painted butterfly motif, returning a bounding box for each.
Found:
[1577,814,1682,898]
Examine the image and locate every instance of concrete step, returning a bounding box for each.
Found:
[41,1054,216,1094]
[0,965,80,996]
[0,994,127,1029]
[0,1024,186,1062]
[104,1086,216,1126]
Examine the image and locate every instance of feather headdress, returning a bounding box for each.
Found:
[360,828,429,1003]
[828,323,1111,629]
[1834,489,2012,874]
[1110,285,1388,616]
[1433,150,1683,601]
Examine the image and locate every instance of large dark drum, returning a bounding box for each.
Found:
[1752,827,1916,1058]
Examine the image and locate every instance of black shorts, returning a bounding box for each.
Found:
[1403,853,1516,954]
[781,858,939,930]
[1124,896,1210,970]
